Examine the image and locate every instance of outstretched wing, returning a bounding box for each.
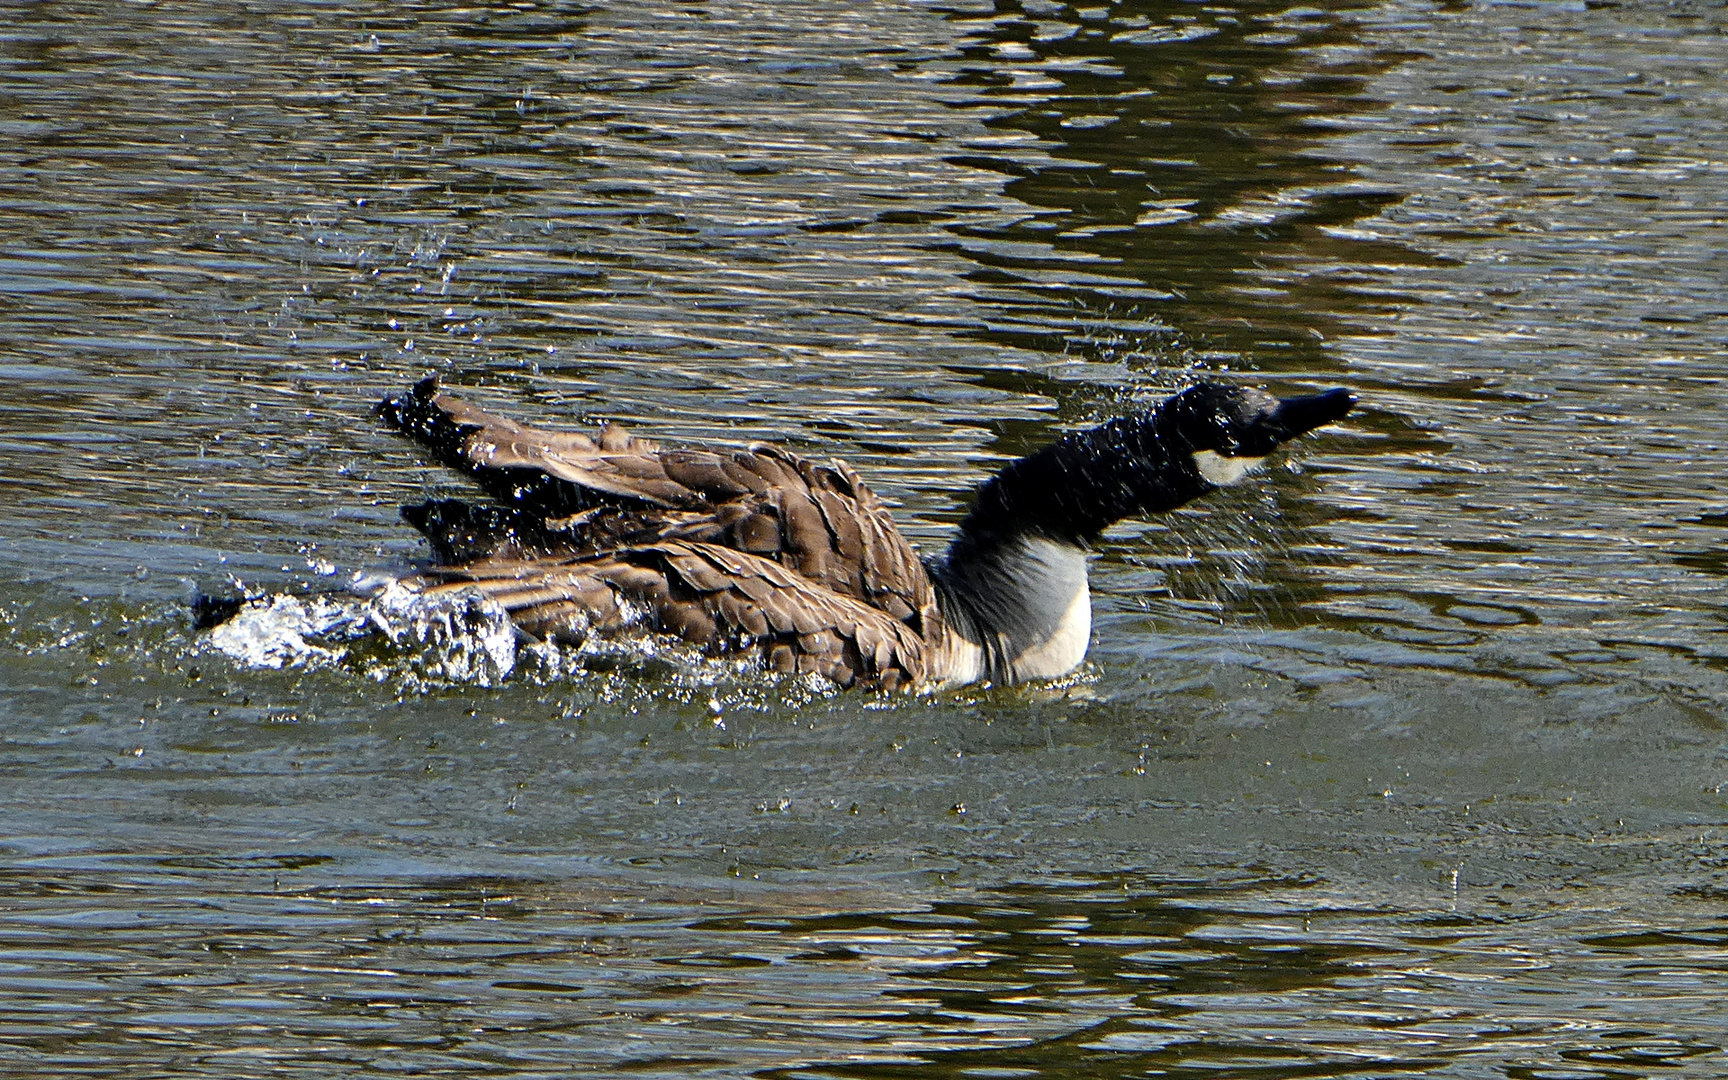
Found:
[378,377,937,634]
[409,540,929,691]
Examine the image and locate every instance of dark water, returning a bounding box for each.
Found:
[4,0,1728,1075]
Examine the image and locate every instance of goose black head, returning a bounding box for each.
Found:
[1159,382,1356,488]
[953,381,1356,549]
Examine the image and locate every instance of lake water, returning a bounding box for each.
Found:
[3,0,1727,1075]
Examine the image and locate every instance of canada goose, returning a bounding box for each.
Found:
[375,376,1353,690]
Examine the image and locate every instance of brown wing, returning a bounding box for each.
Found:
[409,540,929,691]
[379,377,938,634]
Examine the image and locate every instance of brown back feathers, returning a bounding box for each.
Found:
[380,378,940,690]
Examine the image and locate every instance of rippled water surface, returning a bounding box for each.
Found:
[4,0,1728,1075]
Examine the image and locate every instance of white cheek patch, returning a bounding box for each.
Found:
[1192,449,1267,486]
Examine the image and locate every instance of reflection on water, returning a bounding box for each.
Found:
[942,0,1420,368]
[3,864,1725,1076]
[4,0,1728,1076]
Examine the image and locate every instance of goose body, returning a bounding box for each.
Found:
[377,377,1353,690]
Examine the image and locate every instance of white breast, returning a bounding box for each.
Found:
[1008,581,1091,682]
[929,534,1095,687]
[932,633,987,690]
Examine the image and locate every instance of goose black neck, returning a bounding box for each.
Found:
[952,404,1207,552]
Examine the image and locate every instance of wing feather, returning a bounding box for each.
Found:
[403,540,927,689]
[379,378,938,635]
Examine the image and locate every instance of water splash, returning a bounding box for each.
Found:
[205,581,519,687]
[200,579,817,695]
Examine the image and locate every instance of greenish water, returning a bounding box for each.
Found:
[3,0,1727,1075]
